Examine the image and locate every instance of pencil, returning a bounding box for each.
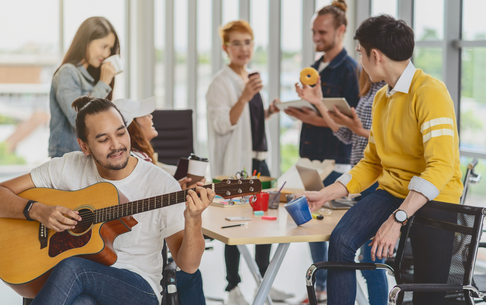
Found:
[221,223,245,229]
[257,173,261,179]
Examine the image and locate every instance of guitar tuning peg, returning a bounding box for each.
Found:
[240,197,247,204]
[251,195,257,202]
[228,199,235,206]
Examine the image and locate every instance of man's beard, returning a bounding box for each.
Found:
[315,34,336,53]
[91,147,129,171]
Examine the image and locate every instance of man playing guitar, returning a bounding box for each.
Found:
[0,96,215,305]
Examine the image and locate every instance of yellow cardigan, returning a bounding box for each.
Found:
[338,68,463,204]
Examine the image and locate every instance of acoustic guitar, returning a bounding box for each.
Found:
[0,179,261,298]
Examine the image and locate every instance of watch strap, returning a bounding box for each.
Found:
[23,200,36,221]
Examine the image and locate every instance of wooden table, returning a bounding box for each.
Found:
[202,203,347,305]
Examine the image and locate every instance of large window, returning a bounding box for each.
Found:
[0,0,59,171]
[279,0,303,174]
[196,0,213,158]
[174,0,189,109]
[154,0,166,108]
[371,0,397,17]
[412,0,444,81]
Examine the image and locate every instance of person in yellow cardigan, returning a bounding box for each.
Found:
[303,15,463,305]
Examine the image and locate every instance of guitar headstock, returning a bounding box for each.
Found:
[214,179,262,199]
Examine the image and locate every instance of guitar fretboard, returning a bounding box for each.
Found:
[94,184,213,224]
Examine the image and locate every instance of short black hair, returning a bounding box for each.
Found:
[354,15,414,61]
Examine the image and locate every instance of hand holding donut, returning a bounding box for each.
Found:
[241,73,263,103]
[295,76,323,106]
[300,67,319,86]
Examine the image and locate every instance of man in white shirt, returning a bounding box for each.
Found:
[0,96,214,305]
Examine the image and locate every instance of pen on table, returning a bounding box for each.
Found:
[269,181,287,208]
[222,223,246,229]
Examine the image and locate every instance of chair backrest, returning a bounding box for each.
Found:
[394,201,485,302]
[151,109,194,166]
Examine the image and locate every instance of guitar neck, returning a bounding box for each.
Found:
[94,184,214,224]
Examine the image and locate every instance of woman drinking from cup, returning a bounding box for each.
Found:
[48,17,121,158]
[206,20,291,305]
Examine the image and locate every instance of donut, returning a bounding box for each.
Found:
[300,67,319,86]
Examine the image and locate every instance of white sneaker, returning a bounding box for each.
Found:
[227,286,249,305]
[269,287,295,301]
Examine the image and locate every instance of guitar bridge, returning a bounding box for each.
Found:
[39,223,48,249]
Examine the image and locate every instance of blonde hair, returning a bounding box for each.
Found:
[219,20,254,46]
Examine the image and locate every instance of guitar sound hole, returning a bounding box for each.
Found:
[71,208,94,234]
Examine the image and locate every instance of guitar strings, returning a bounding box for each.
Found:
[74,197,190,226]
[71,181,253,227]
[73,184,218,226]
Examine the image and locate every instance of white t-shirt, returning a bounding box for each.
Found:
[318,61,329,73]
[30,151,185,304]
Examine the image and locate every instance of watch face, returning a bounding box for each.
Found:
[395,210,407,222]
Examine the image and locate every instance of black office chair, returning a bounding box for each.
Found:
[151,109,194,166]
[305,201,486,305]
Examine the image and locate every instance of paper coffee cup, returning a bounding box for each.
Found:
[187,159,208,184]
[103,54,123,74]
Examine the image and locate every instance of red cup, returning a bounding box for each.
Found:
[250,192,269,211]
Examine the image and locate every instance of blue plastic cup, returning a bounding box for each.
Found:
[284,196,313,226]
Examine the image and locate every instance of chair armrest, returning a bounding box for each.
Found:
[313,261,391,271]
[392,283,466,293]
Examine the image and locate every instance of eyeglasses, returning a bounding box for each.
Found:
[225,39,253,48]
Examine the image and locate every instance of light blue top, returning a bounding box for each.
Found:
[48,63,112,157]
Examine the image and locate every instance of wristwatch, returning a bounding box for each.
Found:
[393,209,408,225]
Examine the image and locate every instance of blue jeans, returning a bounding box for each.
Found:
[176,269,206,305]
[31,257,159,305]
[308,171,344,291]
[357,182,388,305]
[327,189,456,305]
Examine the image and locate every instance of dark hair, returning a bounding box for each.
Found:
[317,0,348,29]
[72,96,125,142]
[128,119,156,164]
[57,17,120,100]
[354,15,414,61]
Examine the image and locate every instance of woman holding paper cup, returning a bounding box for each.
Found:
[206,20,293,304]
[48,16,121,158]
